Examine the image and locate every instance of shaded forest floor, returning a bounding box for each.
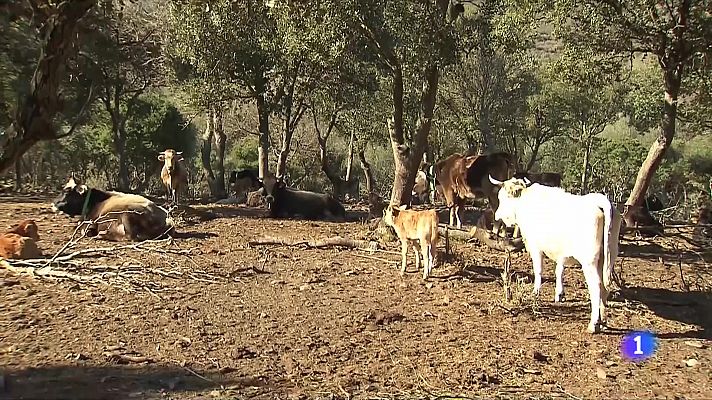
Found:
[1,193,711,399]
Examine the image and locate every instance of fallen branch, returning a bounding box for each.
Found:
[249,235,379,251]
[437,225,524,252]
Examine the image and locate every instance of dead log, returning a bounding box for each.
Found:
[437,225,524,252]
[249,235,379,251]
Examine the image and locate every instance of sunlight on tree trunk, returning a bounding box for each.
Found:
[213,106,227,198]
[624,68,682,225]
[358,149,375,195]
[580,135,593,194]
[201,109,218,197]
[256,76,270,179]
[0,0,96,174]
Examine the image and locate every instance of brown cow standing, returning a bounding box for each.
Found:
[159,149,188,205]
[382,205,439,280]
[0,219,42,259]
[432,152,515,233]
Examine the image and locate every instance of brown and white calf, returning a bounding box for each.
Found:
[52,177,175,241]
[159,149,188,205]
[382,205,439,280]
[1,219,42,259]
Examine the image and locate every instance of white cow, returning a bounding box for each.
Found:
[489,176,622,333]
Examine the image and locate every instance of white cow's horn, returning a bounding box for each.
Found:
[489,175,504,186]
[176,151,183,155]
[523,177,533,186]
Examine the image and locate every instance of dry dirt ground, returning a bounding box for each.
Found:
[1,193,711,400]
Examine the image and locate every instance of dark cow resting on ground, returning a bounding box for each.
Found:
[51,177,174,241]
[229,168,260,197]
[260,174,346,221]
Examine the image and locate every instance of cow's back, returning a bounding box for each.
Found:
[515,186,605,264]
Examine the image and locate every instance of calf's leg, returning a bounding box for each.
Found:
[420,240,432,280]
[411,241,421,273]
[400,240,409,276]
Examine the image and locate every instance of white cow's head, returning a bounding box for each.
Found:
[489,175,532,227]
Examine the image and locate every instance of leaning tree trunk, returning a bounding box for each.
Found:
[0,0,96,173]
[624,66,682,226]
[358,149,375,195]
[201,109,218,197]
[213,106,227,198]
[389,66,439,205]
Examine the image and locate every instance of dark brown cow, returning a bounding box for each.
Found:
[432,151,516,232]
[260,173,346,221]
[513,171,562,188]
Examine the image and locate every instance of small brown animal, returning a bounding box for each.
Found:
[383,205,439,280]
[7,219,40,241]
[1,219,42,260]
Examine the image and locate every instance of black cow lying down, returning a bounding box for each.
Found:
[52,177,174,241]
[260,174,346,221]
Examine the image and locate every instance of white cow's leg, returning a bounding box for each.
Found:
[400,240,409,276]
[531,250,544,296]
[582,263,603,333]
[449,207,456,227]
[554,258,566,302]
[455,205,463,229]
[599,263,610,325]
[428,243,436,274]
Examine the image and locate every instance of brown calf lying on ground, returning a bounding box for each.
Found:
[383,205,439,280]
[0,219,42,260]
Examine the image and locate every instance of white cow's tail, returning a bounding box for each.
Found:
[593,195,616,291]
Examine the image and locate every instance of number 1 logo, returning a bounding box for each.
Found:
[621,331,658,361]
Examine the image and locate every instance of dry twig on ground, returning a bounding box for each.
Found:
[249,235,379,251]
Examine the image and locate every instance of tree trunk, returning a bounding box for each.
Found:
[14,156,22,191]
[116,127,129,191]
[358,149,375,195]
[213,106,227,198]
[256,84,270,179]
[0,0,96,174]
[580,136,593,194]
[624,66,682,225]
[389,66,439,205]
[314,108,343,196]
[201,109,218,197]
[345,130,355,182]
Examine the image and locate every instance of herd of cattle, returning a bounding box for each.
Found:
[1,149,632,333]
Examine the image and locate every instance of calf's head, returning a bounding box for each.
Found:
[9,219,40,241]
[52,176,90,216]
[382,205,407,227]
[158,149,183,174]
[489,176,531,227]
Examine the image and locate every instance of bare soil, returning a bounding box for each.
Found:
[1,194,711,400]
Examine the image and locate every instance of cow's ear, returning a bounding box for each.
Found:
[158,154,165,161]
[76,184,88,195]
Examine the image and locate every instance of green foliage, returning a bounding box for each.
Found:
[53,95,196,190]
[225,136,259,173]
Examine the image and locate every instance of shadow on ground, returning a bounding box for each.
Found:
[1,364,262,400]
[620,286,712,339]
